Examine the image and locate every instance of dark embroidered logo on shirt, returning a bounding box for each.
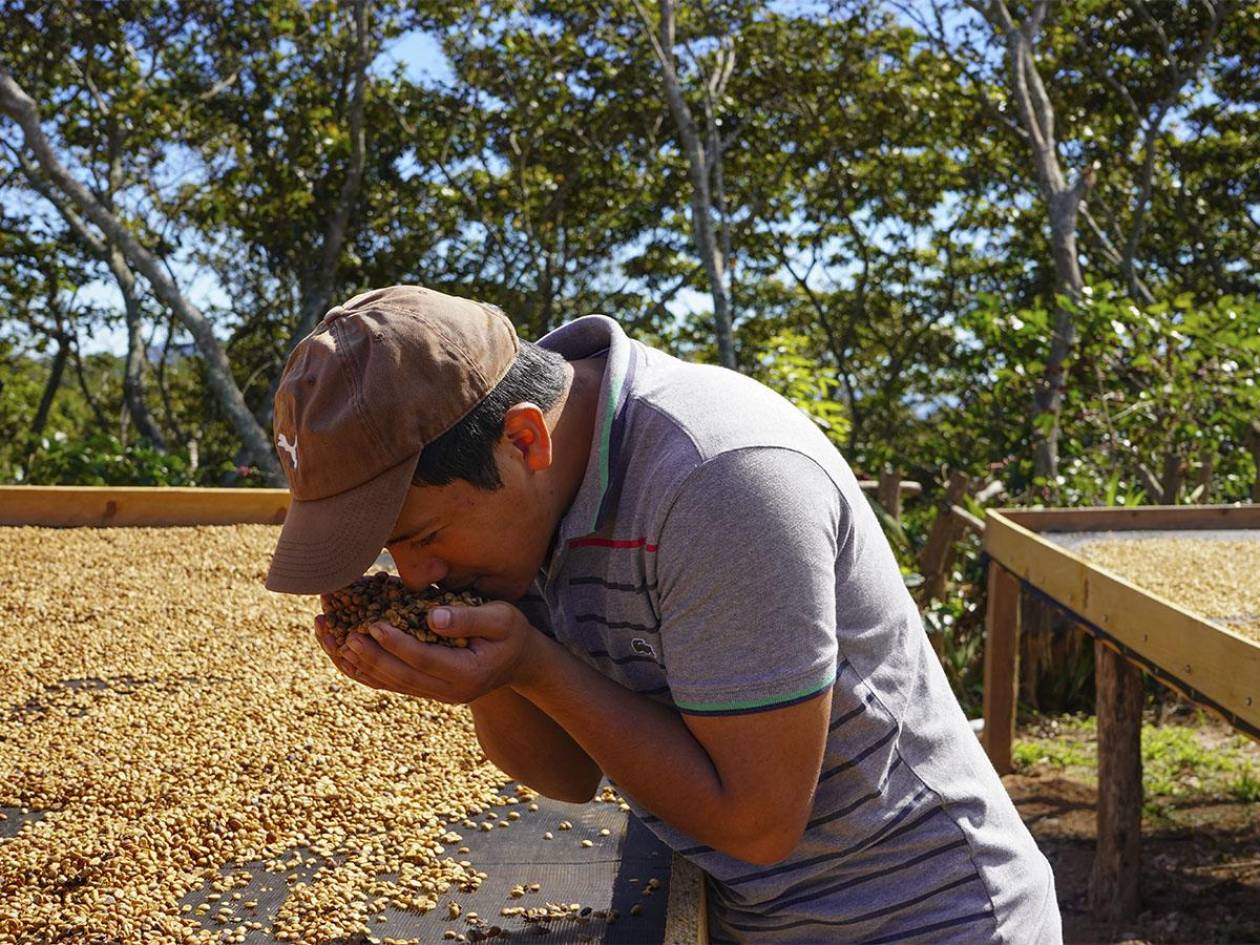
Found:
[631,638,657,658]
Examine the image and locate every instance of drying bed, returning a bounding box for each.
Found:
[1056,530,1260,644]
[983,505,1260,747]
[0,522,695,944]
[980,504,1260,924]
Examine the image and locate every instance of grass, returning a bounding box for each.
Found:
[1012,711,1260,816]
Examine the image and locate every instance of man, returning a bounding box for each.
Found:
[265,285,1062,944]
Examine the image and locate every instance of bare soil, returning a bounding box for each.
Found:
[1006,719,1260,944]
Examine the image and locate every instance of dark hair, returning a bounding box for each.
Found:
[412,338,569,490]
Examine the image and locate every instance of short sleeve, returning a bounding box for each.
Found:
[654,448,842,716]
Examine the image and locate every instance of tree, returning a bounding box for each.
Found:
[169,0,382,427]
[632,0,737,369]
[962,0,1091,480]
[724,3,992,468]
[17,154,166,447]
[903,0,1241,483]
[0,67,283,483]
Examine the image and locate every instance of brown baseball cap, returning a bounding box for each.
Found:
[264,285,519,594]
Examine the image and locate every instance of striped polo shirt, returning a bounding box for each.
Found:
[514,316,1062,944]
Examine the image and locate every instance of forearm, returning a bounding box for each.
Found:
[512,635,750,859]
[468,686,603,803]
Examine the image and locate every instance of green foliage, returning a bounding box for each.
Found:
[1067,288,1260,504]
[1012,712,1260,813]
[1140,722,1260,809]
[953,286,1260,504]
[17,432,193,486]
[0,344,47,470]
[1008,720,1098,771]
[923,583,986,716]
[746,329,851,447]
[1231,767,1260,804]
[0,347,257,487]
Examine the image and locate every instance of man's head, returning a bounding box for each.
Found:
[387,338,573,601]
[411,339,567,491]
[264,285,574,599]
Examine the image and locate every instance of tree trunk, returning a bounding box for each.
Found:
[114,247,166,449]
[70,339,110,432]
[258,0,373,429]
[1160,450,1185,505]
[634,0,737,370]
[155,312,186,445]
[1033,187,1087,478]
[0,68,283,484]
[15,151,166,449]
[976,0,1090,480]
[30,266,75,441]
[31,334,68,437]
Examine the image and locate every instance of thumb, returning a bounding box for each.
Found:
[426,602,511,640]
[424,604,465,638]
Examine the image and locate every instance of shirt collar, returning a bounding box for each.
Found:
[537,315,637,545]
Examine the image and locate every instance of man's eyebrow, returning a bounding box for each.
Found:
[386,517,436,546]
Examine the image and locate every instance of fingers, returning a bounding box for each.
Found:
[315,611,447,695]
[312,600,522,702]
[314,614,339,660]
[361,621,474,683]
[314,615,375,687]
[342,631,454,698]
[365,620,437,666]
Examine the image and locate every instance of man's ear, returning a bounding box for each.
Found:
[501,402,553,472]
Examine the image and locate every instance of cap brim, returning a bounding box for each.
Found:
[265,453,418,595]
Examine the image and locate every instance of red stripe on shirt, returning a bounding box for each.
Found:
[567,536,659,551]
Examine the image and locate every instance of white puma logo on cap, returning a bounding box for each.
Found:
[277,433,299,470]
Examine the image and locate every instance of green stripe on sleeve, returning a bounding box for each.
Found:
[673,672,837,716]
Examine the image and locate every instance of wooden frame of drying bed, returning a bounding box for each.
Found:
[0,485,291,527]
[0,484,708,945]
[982,503,1260,922]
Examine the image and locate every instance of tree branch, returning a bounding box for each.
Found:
[0,67,282,481]
[1121,0,1230,293]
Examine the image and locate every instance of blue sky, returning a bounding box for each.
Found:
[373,29,453,87]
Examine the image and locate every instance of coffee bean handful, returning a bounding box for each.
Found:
[324,571,481,648]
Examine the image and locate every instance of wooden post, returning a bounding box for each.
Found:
[972,479,1006,505]
[877,466,903,524]
[858,480,922,497]
[664,854,709,945]
[982,561,1021,775]
[1247,419,1260,503]
[949,503,986,534]
[1089,641,1144,923]
[917,471,971,603]
[1018,591,1055,712]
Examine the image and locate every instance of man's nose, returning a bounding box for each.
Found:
[397,555,448,590]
